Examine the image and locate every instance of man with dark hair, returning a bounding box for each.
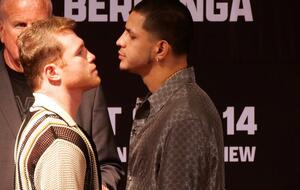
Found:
[0,0,123,189]
[116,0,225,189]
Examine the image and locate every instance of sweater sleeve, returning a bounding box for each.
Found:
[34,139,87,190]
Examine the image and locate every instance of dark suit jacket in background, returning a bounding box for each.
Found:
[0,52,123,190]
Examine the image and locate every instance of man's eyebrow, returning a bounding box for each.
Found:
[74,42,84,53]
[125,27,135,35]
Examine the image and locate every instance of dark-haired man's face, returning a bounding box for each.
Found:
[116,11,157,75]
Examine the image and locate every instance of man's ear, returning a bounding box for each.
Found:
[44,63,61,83]
[154,40,169,62]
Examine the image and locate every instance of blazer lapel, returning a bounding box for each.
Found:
[0,53,22,137]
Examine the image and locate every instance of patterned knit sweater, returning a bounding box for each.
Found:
[14,93,99,190]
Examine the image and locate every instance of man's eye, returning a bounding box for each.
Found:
[78,48,87,57]
[130,34,136,39]
[15,23,27,28]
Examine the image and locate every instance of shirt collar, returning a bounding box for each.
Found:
[31,93,77,126]
[147,66,196,117]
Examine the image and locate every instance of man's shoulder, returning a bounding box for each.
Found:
[173,82,208,99]
[80,85,103,104]
[82,87,97,98]
[27,108,68,128]
[168,82,213,109]
[162,82,220,122]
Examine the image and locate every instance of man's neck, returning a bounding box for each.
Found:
[37,88,82,119]
[3,49,23,73]
[142,57,187,93]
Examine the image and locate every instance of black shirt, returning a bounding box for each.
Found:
[5,64,34,120]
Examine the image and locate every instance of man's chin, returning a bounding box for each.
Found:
[119,61,128,71]
[93,79,101,88]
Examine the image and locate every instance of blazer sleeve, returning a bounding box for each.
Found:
[77,85,124,190]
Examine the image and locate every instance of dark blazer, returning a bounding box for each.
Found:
[0,52,123,190]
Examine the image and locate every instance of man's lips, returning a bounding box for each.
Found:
[90,64,98,73]
[118,51,125,59]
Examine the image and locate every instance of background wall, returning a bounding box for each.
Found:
[53,0,299,189]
